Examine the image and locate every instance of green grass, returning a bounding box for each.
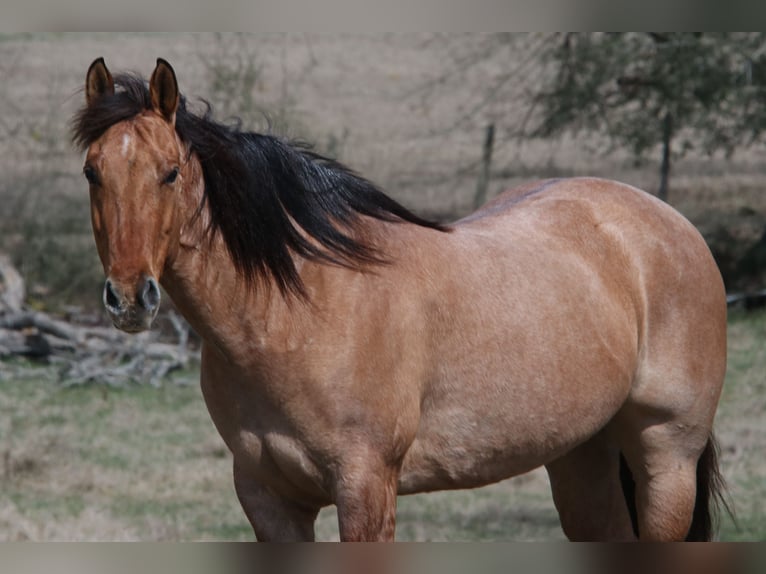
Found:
[1,311,765,540]
[715,310,766,541]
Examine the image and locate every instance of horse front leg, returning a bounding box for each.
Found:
[334,458,400,541]
[233,461,319,541]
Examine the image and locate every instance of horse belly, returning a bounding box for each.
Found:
[397,383,626,494]
[398,434,557,494]
[397,314,637,494]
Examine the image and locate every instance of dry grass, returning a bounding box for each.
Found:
[0,364,240,541]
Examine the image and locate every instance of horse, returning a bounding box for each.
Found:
[72,57,728,541]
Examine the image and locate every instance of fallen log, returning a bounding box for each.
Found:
[0,257,198,385]
[0,311,84,343]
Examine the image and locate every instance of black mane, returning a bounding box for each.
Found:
[72,73,446,296]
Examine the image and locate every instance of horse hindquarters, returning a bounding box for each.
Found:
[544,183,728,542]
[614,227,727,541]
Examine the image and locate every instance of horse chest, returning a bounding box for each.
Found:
[200,363,332,502]
[230,428,330,502]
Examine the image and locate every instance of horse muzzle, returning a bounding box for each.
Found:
[103,275,161,332]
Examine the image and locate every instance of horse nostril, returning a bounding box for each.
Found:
[138,276,161,312]
[103,279,123,315]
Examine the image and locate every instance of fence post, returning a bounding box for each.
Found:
[657,111,672,202]
[474,123,495,209]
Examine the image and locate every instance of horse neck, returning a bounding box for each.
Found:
[160,159,300,362]
[159,152,428,364]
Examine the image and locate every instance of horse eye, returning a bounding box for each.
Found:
[83,165,100,186]
[163,167,180,185]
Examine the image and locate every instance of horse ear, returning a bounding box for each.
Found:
[85,57,114,106]
[149,58,179,124]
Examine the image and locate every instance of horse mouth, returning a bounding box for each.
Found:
[107,304,158,333]
[114,320,154,333]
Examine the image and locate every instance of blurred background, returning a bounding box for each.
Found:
[0,32,764,541]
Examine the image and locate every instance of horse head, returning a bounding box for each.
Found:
[80,58,187,332]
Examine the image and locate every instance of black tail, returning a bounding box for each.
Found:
[686,434,732,541]
[619,434,732,541]
[618,451,639,537]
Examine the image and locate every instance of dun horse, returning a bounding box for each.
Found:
[72,58,728,541]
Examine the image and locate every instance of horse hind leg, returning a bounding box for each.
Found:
[545,430,637,541]
[617,413,722,541]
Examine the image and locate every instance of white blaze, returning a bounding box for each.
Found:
[121,133,132,157]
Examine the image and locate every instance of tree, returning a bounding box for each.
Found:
[531,33,766,201]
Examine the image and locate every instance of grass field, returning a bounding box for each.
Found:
[1,311,763,541]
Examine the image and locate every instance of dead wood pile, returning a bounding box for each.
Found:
[0,255,198,386]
